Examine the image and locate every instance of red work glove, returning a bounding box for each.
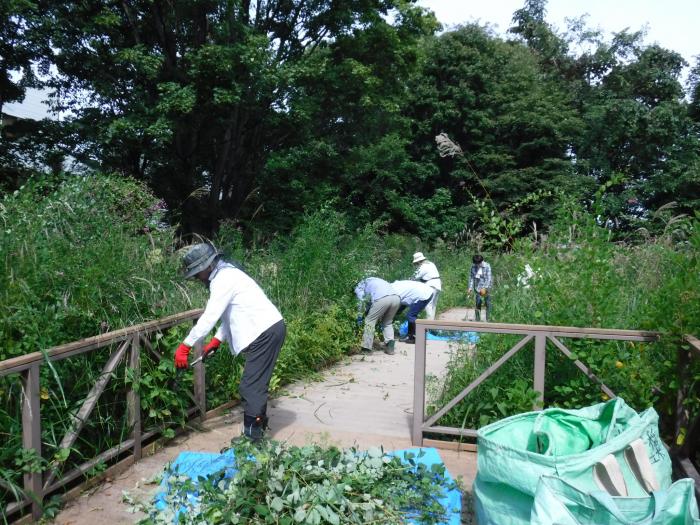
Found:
[174,343,191,369]
[203,337,222,359]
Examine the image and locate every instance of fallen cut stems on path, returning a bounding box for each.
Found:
[133,439,459,524]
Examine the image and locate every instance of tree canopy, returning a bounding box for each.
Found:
[1,0,698,243]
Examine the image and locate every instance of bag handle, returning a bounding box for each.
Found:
[624,438,660,492]
[593,454,629,497]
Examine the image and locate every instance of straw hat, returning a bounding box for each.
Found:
[412,252,426,264]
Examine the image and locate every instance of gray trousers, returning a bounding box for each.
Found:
[362,295,400,349]
[239,319,286,417]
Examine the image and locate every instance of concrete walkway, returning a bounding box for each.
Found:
[53,308,477,524]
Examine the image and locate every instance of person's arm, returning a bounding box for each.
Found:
[413,264,425,281]
[483,264,493,290]
[354,282,368,317]
[183,277,236,347]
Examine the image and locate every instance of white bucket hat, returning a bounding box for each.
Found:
[412,252,426,264]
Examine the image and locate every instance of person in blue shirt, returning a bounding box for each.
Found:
[354,277,400,354]
[468,254,492,321]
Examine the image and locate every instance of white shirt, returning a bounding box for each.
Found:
[391,280,434,305]
[413,260,442,291]
[184,261,283,354]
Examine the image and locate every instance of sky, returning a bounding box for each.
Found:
[416,0,700,68]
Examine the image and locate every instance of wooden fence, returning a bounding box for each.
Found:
[3,313,698,521]
[412,319,700,503]
[0,309,204,521]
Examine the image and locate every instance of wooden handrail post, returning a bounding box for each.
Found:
[22,364,43,520]
[533,334,546,409]
[412,323,427,446]
[193,340,206,420]
[127,334,142,460]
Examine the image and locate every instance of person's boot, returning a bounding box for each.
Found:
[242,413,265,442]
[384,339,395,355]
[400,322,416,344]
[261,405,269,431]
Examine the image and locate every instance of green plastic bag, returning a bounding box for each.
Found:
[474,398,672,525]
[531,476,700,525]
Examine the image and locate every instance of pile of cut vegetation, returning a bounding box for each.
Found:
[134,439,460,524]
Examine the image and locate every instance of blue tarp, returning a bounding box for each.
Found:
[399,320,480,343]
[155,446,461,524]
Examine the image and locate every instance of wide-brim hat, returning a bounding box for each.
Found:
[412,252,426,264]
[182,242,221,279]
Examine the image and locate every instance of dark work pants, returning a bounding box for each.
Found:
[406,298,431,323]
[239,319,286,417]
[475,292,491,321]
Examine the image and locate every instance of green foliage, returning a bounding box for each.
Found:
[0,173,198,356]
[134,439,458,524]
[0,0,51,110]
[128,326,193,433]
[29,1,437,235]
[431,210,700,438]
[0,173,203,515]
[403,23,582,239]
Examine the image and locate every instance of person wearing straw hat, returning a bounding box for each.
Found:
[412,252,442,320]
[173,242,285,442]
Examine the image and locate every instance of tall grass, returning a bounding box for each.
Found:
[0,174,200,356]
[429,210,700,440]
[2,173,697,518]
[0,174,203,517]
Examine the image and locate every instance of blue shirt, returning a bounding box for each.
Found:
[354,277,396,312]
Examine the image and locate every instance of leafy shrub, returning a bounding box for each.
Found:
[0,173,201,356]
[430,211,700,440]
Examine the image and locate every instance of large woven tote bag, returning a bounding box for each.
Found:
[474,398,672,525]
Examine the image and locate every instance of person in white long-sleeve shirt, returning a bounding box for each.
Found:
[354,277,400,354]
[412,252,442,320]
[391,280,434,344]
[174,242,285,441]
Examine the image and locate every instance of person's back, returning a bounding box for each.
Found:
[354,277,395,303]
[353,276,400,355]
[392,279,434,305]
[392,280,434,344]
[198,261,282,353]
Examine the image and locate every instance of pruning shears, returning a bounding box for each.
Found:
[188,346,219,368]
[171,346,220,393]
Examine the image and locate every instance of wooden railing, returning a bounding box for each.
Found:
[0,309,204,521]
[412,320,700,504]
[411,319,660,445]
[3,313,698,521]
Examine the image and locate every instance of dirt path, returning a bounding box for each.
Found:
[53,308,477,524]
